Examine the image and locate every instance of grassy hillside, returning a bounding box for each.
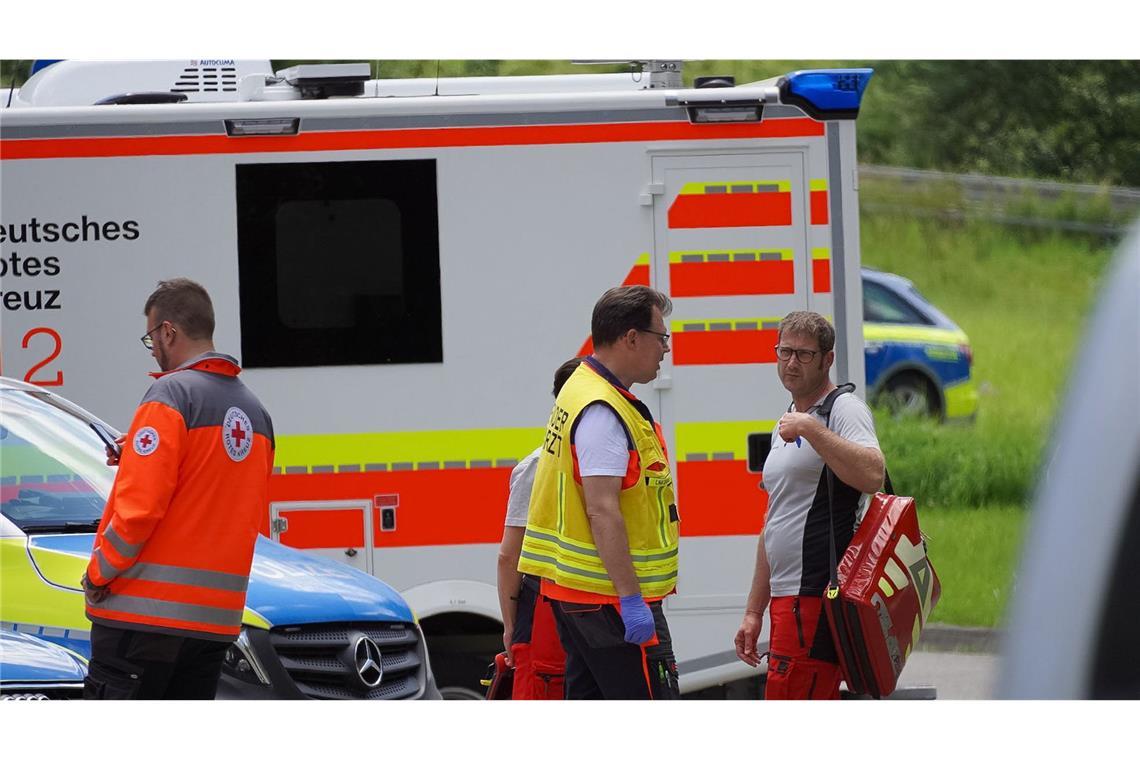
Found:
[862,214,1113,506]
[859,212,1115,626]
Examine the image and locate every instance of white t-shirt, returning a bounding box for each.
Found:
[505,405,631,527]
[504,447,542,527]
[762,390,881,596]
[574,403,631,477]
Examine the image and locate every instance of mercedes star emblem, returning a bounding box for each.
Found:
[354,635,384,689]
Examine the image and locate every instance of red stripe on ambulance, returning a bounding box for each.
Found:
[670,260,795,297]
[675,460,767,537]
[0,118,826,161]
[667,193,792,229]
[672,328,780,365]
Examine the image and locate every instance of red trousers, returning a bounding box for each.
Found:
[509,575,565,699]
[765,595,843,700]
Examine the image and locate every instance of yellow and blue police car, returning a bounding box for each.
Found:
[863,268,978,421]
[0,377,441,699]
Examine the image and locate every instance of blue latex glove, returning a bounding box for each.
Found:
[619,593,655,645]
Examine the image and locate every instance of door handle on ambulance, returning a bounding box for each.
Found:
[345,548,358,557]
[653,372,672,390]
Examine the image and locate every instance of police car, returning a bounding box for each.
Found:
[862,268,978,421]
[0,377,441,699]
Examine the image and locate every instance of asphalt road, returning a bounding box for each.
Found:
[895,650,1000,700]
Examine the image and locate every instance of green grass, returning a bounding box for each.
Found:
[920,505,1028,628]
[858,214,1113,628]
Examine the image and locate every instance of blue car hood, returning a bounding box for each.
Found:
[243,537,413,627]
[27,534,413,629]
[0,629,87,682]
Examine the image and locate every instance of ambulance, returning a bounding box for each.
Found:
[0,59,873,697]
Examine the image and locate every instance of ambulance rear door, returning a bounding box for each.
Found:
[649,149,817,613]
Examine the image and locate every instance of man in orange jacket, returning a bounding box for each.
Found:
[82,278,275,699]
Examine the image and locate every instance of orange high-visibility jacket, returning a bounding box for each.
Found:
[85,352,275,641]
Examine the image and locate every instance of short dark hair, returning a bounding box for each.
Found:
[552,357,583,397]
[590,285,673,348]
[143,278,215,340]
[778,311,835,354]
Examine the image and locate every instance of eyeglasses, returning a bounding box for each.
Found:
[640,328,671,347]
[140,322,174,350]
[775,345,820,363]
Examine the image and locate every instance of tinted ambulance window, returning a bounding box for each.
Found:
[863,281,930,325]
[236,160,442,368]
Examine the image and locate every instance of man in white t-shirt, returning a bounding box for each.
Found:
[495,357,581,698]
[734,311,885,700]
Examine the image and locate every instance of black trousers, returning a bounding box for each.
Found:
[549,599,680,700]
[84,623,230,700]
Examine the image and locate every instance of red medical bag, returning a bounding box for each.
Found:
[824,492,941,698]
[481,652,514,700]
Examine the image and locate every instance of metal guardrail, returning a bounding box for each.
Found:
[858,164,1140,237]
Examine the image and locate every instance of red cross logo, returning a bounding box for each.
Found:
[133,426,160,456]
[231,421,246,445]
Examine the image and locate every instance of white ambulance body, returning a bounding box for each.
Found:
[0,60,872,696]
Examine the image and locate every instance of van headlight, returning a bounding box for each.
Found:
[222,628,272,686]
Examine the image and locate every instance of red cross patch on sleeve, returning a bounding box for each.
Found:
[132,426,160,456]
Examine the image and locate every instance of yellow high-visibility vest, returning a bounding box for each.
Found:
[518,360,679,598]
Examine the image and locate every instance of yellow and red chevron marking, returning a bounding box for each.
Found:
[810,179,829,225]
[578,254,650,356]
[812,248,831,294]
[623,253,651,287]
[669,249,795,297]
[671,318,783,365]
[673,420,773,537]
[668,180,792,229]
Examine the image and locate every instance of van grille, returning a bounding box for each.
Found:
[267,622,424,700]
[0,684,83,700]
[172,65,238,93]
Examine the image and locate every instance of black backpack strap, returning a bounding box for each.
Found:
[820,384,855,593]
[820,383,893,592]
[816,382,856,421]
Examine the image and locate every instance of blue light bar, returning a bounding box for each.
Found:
[30,60,64,76]
[779,69,874,120]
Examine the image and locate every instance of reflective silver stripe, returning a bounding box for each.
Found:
[520,551,678,586]
[524,528,600,558]
[525,529,676,563]
[638,570,679,584]
[120,563,249,593]
[93,548,122,582]
[103,524,143,559]
[95,595,243,628]
[633,547,679,563]
[519,551,612,582]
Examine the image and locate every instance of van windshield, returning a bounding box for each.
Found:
[0,389,113,532]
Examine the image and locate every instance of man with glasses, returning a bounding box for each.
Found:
[82,278,275,699]
[734,310,884,699]
[518,285,681,699]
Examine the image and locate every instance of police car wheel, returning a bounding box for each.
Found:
[880,373,938,418]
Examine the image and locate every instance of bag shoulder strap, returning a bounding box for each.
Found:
[816,382,856,423]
